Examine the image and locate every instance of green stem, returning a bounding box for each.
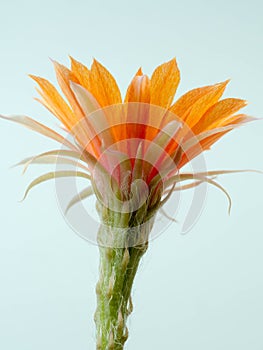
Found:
[94,218,152,350]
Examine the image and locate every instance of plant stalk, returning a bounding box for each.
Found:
[94,217,153,349]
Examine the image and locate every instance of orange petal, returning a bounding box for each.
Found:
[178,113,252,169]
[178,129,231,169]
[35,94,62,123]
[199,129,231,152]
[124,73,151,147]
[194,98,247,133]
[29,75,76,129]
[135,67,143,76]
[124,74,150,103]
[150,58,180,108]
[124,67,144,103]
[52,60,84,119]
[89,59,122,107]
[70,56,91,91]
[169,83,222,118]
[218,113,252,127]
[183,80,229,128]
[197,115,252,154]
[35,91,90,148]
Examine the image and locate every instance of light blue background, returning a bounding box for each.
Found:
[0,0,263,349]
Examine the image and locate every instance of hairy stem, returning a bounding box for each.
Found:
[94,218,152,350]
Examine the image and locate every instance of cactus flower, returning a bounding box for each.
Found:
[1,57,256,350]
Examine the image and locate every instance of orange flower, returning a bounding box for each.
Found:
[32,58,248,153]
[1,57,258,350]
[0,57,254,213]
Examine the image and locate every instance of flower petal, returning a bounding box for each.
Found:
[70,56,91,91]
[29,75,76,129]
[164,173,232,214]
[150,58,180,108]
[178,124,237,168]
[194,98,247,133]
[0,114,77,150]
[125,67,150,103]
[169,81,227,123]
[70,81,101,115]
[221,113,254,126]
[183,124,236,153]
[66,186,94,214]
[89,59,122,107]
[21,170,91,201]
[15,149,90,174]
[52,60,84,119]
[183,80,230,128]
